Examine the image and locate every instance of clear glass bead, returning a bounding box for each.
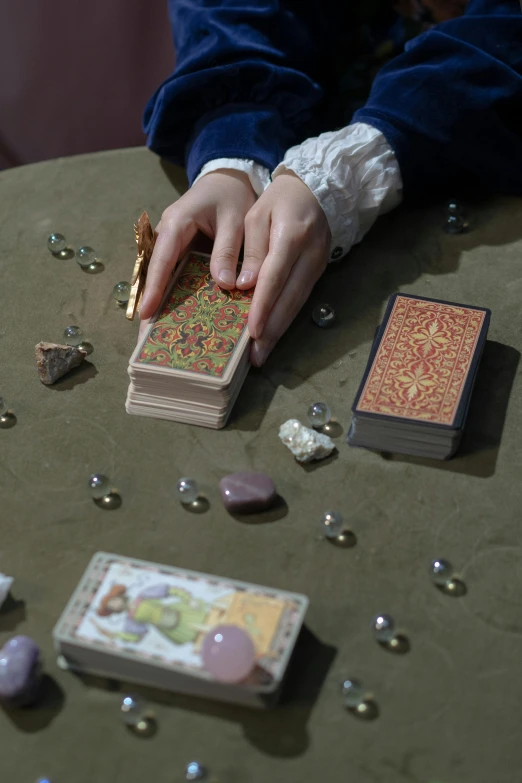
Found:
[177,477,199,504]
[185,761,207,781]
[443,214,465,234]
[320,510,343,539]
[63,325,84,346]
[77,341,94,356]
[76,246,97,268]
[0,397,7,416]
[446,198,463,216]
[120,694,148,728]
[429,558,454,587]
[47,233,66,254]
[312,303,335,328]
[88,473,111,500]
[112,281,131,304]
[307,402,331,428]
[372,613,395,643]
[341,677,365,708]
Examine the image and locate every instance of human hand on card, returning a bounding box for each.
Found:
[139,169,331,365]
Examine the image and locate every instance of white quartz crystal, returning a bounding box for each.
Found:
[0,573,13,608]
[278,419,335,462]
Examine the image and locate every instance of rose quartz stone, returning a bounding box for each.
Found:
[219,471,277,514]
[201,625,256,684]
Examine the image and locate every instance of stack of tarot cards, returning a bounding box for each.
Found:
[126,251,253,429]
[347,294,491,459]
[53,552,309,709]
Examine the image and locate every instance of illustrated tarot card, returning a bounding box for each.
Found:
[129,252,254,386]
[53,552,308,690]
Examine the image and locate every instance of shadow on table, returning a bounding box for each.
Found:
[46,360,98,391]
[0,593,26,632]
[382,340,520,478]
[74,626,336,758]
[2,675,66,733]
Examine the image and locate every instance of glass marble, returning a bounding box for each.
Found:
[430,558,454,586]
[320,510,343,539]
[177,477,199,504]
[201,624,256,683]
[120,694,149,729]
[63,325,84,346]
[307,402,331,428]
[312,303,335,328]
[88,473,111,500]
[446,199,463,216]
[47,233,66,254]
[341,677,365,708]
[443,214,465,235]
[76,246,97,268]
[112,281,131,304]
[372,613,395,643]
[0,397,7,416]
[185,761,207,781]
[77,341,94,356]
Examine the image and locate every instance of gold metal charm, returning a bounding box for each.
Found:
[126,211,157,320]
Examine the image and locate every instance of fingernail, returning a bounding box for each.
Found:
[237,271,253,286]
[251,343,268,367]
[218,269,235,286]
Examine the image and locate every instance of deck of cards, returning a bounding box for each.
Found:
[53,552,308,709]
[126,250,252,428]
[347,294,491,459]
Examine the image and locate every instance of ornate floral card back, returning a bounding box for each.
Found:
[134,252,253,379]
[354,294,490,427]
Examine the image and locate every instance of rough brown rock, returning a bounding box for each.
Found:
[35,342,87,385]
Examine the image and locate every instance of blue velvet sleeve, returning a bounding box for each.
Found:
[354,0,522,200]
[144,0,325,183]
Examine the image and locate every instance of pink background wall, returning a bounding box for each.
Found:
[0,0,175,168]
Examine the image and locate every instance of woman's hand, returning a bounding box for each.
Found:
[139,169,257,321]
[139,169,331,367]
[239,171,331,367]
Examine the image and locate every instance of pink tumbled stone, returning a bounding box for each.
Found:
[201,625,256,684]
[219,471,277,514]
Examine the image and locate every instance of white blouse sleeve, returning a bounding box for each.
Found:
[272,122,403,262]
[193,157,271,197]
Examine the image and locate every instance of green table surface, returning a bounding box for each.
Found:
[1,148,522,783]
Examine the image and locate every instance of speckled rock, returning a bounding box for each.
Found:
[35,341,87,385]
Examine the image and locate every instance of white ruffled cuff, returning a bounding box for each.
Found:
[194,157,271,197]
[272,122,403,262]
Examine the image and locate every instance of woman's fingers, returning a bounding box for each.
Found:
[250,244,328,367]
[236,206,270,290]
[209,220,244,289]
[139,210,197,320]
[247,223,303,340]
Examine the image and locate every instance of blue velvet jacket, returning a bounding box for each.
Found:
[144,0,522,201]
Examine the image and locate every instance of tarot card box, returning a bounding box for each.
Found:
[53,552,309,709]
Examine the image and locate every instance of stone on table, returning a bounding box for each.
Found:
[0,635,42,706]
[219,471,277,513]
[35,342,87,385]
[278,419,335,462]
